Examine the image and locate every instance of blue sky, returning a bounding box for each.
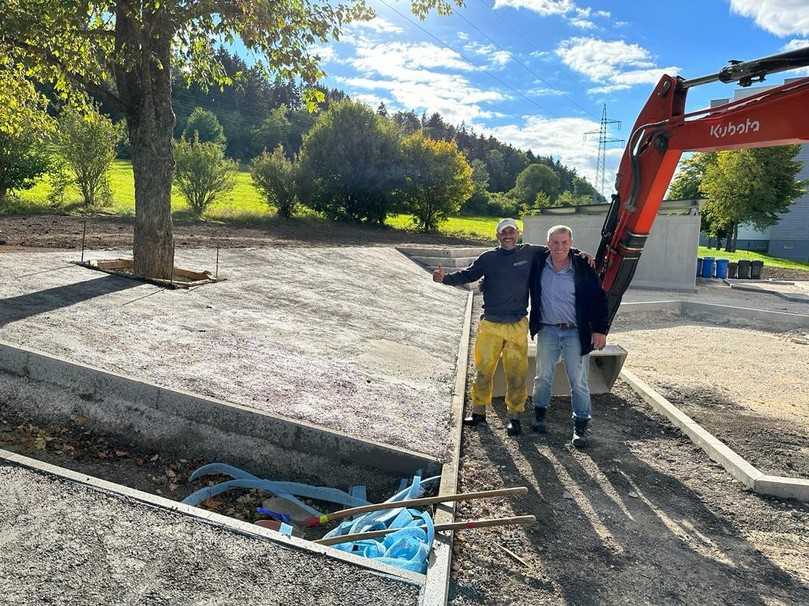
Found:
[301,0,809,195]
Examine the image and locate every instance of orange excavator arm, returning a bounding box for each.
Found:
[597,46,809,323]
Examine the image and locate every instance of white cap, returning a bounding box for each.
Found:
[496,218,519,234]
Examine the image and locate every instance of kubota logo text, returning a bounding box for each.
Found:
[710,118,760,139]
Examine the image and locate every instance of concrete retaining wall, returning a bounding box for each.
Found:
[0,341,440,488]
[523,214,700,291]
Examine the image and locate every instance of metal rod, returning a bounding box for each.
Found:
[682,45,809,89]
[215,244,219,280]
[314,515,536,546]
[303,487,528,527]
[80,219,87,263]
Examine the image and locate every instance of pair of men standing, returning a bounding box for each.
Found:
[432,218,609,447]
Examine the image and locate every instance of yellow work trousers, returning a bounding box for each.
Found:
[471,317,528,416]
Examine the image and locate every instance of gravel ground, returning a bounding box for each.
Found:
[0,248,467,459]
[610,322,809,479]
[0,463,421,606]
[449,297,809,605]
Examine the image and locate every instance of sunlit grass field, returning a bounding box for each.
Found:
[9,161,809,268]
[697,246,809,271]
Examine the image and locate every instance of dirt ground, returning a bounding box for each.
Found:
[449,299,809,605]
[611,322,809,479]
[0,214,481,250]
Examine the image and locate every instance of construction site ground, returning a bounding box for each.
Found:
[2,215,809,604]
[450,296,809,606]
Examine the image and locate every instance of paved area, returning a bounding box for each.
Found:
[0,248,468,459]
[0,461,421,606]
[622,280,809,315]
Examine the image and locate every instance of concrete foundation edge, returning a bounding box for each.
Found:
[0,340,440,480]
[620,368,809,502]
[0,446,425,586]
[421,290,474,606]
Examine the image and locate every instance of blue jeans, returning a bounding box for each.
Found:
[532,325,591,420]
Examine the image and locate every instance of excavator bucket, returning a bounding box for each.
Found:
[492,344,627,399]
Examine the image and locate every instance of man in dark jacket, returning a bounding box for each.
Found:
[528,224,609,447]
[434,218,591,437]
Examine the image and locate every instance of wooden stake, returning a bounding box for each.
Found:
[302,487,528,528]
[314,515,536,546]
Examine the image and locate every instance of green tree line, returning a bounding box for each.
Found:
[668,148,807,252]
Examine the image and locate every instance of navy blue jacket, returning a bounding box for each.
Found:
[528,249,609,355]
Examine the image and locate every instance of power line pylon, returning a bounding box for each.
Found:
[584,104,623,200]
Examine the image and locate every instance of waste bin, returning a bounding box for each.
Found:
[737,259,752,279]
[750,260,764,279]
[701,257,715,278]
[715,259,729,279]
[728,261,738,279]
[696,257,703,277]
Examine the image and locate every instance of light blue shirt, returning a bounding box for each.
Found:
[540,254,576,325]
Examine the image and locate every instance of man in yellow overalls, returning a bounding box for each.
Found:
[433,218,586,436]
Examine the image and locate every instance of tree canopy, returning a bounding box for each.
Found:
[1,0,457,277]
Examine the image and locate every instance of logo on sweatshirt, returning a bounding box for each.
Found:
[513,260,528,267]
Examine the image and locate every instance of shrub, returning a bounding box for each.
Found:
[174,135,237,216]
[399,132,474,231]
[297,100,403,224]
[50,106,122,208]
[251,145,298,218]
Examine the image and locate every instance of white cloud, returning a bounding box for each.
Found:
[556,37,678,92]
[485,115,622,189]
[493,0,611,28]
[493,0,575,16]
[569,17,596,29]
[312,46,337,64]
[783,38,809,51]
[526,86,568,96]
[730,0,809,36]
[463,42,513,68]
[352,41,476,74]
[352,93,393,110]
[337,40,507,125]
[346,17,403,34]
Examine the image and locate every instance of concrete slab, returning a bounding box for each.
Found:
[492,344,627,399]
[0,451,423,606]
[0,248,468,460]
[0,341,440,485]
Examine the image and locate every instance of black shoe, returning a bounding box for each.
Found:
[506,418,522,436]
[572,418,590,448]
[463,413,487,426]
[531,407,547,433]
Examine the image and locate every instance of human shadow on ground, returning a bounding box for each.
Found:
[449,392,809,606]
[0,275,140,327]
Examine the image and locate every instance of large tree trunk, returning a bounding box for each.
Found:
[115,4,175,279]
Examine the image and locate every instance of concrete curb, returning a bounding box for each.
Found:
[422,290,474,606]
[681,301,809,330]
[0,340,440,484]
[0,447,425,586]
[620,369,809,502]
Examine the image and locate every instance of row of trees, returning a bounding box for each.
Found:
[668,147,807,251]
[186,100,475,230]
[2,99,474,232]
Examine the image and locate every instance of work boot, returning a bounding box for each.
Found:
[463,413,486,426]
[531,407,547,433]
[571,418,590,448]
[506,418,522,436]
